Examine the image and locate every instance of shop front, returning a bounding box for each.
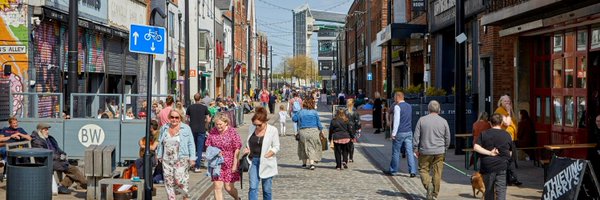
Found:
[482,0,600,159]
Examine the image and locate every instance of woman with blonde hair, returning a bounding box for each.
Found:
[345,99,361,162]
[292,99,324,170]
[156,110,196,200]
[494,95,522,186]
[206,113,242,200]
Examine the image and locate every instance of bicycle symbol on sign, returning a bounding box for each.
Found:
[144,29,162,42]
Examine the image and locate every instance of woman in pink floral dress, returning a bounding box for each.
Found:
[206,113,242,200]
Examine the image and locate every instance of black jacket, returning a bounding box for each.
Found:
[31,131,69,171]
[328,119,353,141]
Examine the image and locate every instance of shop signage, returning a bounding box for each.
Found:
[0,46,27,54]
[108,0,146,30]
[412,0,426,11]
[190,69,197,77]
[376,25,392,46]
[78,124,105,147]
[542,158,600,200]
[43,8,127,37]
[45,0,109,23]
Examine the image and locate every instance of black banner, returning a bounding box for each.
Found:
[543,157,600,200]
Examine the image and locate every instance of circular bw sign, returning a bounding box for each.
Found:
[78,124,106,147]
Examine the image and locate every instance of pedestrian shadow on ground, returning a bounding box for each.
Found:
[376,190,427,199]
[458,193,483,199]
[354,169,384,175]
[509,194,541,199]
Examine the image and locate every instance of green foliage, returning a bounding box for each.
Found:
[405,84,423,94]
[426,87,447,96]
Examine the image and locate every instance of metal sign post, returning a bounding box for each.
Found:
[130,8,166,200]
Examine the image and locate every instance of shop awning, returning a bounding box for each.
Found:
[377,23,427,46]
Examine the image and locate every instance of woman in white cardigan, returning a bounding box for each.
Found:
[243,107,280,200]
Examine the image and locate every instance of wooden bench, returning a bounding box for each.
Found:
[463,148,478,170]
[463,146,543,171]
[96,178,144,200]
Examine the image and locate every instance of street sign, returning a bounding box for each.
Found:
[129,24,166,55]
[367,72,372,81]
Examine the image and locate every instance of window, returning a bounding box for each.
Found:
[577,56,586,88]
[577,30,587,51]
[565,57,574,88]
[198,31,207,61]
[553,58,563,88]
[553,34,563,52]
[168,11,175,37]
[565,96,574,126]
[536,96,542,123]
[545,97,551,124]
[553,97,562,125]
[577,97,586,128]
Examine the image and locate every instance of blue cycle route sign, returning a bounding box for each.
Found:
[129,24,166,55]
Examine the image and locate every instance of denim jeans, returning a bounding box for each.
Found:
[483,170,507,200]
[389,131,417,174]
[249,157,273,200]
[0,147,6,161]
[193,132,206,169]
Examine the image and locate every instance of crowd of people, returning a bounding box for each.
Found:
[3,84,600,200]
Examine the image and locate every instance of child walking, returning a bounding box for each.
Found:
[275,104,289,136]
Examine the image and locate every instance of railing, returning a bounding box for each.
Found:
[9,92,64,118]
[486,0,530,13]
[70,93,122,119]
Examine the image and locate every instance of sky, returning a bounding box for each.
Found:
[255,0,352,73]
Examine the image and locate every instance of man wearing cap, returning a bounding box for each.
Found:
[31,123,87,194]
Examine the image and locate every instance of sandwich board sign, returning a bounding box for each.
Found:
[542,157,600,200]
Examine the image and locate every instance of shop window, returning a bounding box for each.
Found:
[577,97,586,128]
[545,97,551,124]
[553,34,563,53]
[592,28,600,50]
[553,58,563,88]
[576,56,586,88]
[553,96,562,125]
[565,96,574,126]
[536,96,542,123]
[577,30,587,51]
[565,57,574,88]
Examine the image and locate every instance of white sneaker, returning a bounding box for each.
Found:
[194,168,201,173]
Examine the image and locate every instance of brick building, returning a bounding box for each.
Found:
[481,0,600,158]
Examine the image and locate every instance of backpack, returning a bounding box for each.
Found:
[293,99,302,112]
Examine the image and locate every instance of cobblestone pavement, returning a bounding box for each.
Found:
[0,102,544,199]
[204,102,404,199]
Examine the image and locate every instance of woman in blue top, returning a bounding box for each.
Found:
[292,99,324,170]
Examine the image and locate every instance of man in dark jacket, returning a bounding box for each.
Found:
[31,123,87,194]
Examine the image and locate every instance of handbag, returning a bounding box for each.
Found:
[238,154,250,189]
[239,154,250,172]
[320,134,328,151]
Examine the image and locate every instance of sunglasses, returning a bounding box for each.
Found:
[169,116,180,119]
[253,123,265,127]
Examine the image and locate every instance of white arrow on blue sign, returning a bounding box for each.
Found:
[367,72,373,81]
[129,24,166,55]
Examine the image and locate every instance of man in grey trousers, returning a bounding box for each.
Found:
[413,100,451,200]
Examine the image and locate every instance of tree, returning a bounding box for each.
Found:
[285,55,317,87]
